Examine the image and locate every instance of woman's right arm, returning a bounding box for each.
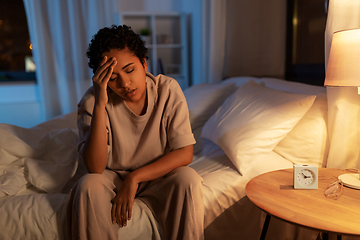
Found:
[80,56,117,173]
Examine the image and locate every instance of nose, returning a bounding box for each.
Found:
[123,80,131,88]
[116,76,131,88]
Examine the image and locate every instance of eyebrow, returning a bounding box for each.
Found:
[122,62,134,70]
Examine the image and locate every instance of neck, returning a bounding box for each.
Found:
[125,90,147,116]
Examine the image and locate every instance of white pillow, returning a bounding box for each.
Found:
[274,94,329,167]
[184,83,237,129]
[184,83,237,154]
[201,80,316,174]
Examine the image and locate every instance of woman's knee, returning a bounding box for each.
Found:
[168,166,203,189]
[76,173,110,196]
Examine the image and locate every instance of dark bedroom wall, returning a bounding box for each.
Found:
[224,0,327,86]
[224,0,287,79]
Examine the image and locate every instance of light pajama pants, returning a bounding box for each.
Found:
[66,166,204,240]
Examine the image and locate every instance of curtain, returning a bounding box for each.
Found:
[23,0,117,121]
[224,0,286,79]
[325,0,360,169]
[201,0,227,84]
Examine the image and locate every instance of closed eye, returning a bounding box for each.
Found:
[110,75,117,81]
[126,68,134,74]
[109,68,133,81]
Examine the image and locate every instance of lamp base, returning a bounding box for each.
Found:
[338,173,360,190]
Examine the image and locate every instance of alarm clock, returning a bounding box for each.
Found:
[293,165,318,189]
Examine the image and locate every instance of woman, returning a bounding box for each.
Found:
[66,25,204,240]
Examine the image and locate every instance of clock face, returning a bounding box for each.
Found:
[293,165,318,189]
[297,169,315,186]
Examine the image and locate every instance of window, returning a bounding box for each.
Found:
[286,0,327,86]
[0,0,36,82]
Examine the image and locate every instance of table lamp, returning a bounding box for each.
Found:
[325,28,360,189]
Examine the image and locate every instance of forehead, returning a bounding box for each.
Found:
[102,48,135,59]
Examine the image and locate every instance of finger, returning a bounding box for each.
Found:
[93,57,116,82]
[93,56,108,78]
[115,201,122,226]
[98,56,107,67]
[111,202,117,224]
[127,201,132,221]
[98,56,110,70]
[121,203,128,227]
[102,60,117,85]
[97,60,117,87]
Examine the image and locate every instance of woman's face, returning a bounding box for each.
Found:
[103,48,148,106]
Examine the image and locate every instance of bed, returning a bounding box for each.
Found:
[1,76,351,239]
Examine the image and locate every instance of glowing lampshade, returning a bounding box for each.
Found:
[325,28,360,87]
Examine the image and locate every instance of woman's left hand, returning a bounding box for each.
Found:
[111,175,138,227]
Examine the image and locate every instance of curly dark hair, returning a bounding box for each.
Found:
[87,25,148,73]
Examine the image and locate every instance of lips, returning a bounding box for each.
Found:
[125,89,136,96]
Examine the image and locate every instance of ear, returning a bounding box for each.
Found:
[143,58,148,72]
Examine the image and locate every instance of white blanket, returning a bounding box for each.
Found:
[0,124,78,197]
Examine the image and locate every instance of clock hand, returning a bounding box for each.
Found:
[302,173,311,179]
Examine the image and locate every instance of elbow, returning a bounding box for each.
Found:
[86,167,105,174]
[80,154,107,174]
[84,161,107,174]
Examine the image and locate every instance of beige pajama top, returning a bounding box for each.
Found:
[77,72,196,172]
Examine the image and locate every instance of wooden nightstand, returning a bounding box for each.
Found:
[245,168,360,240]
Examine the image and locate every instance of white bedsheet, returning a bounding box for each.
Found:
[191,143,294,229]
